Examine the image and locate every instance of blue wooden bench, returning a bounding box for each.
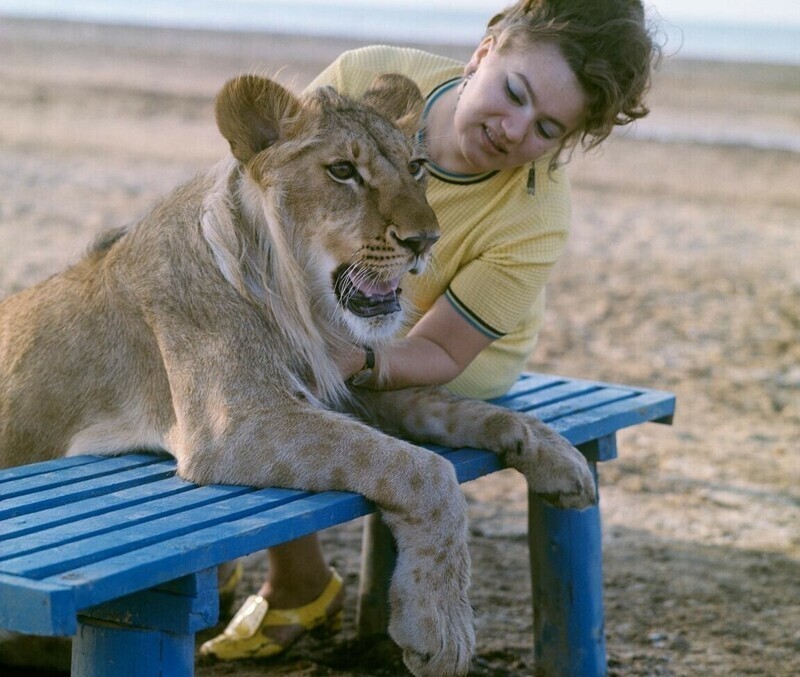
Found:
[0,372,674,676]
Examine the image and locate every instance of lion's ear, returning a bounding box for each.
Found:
[215,75,301,164]
[361,74,424,138]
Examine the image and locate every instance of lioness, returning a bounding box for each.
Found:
[0,73,595,676]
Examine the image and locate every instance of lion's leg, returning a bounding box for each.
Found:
[347,386,597,510]
[172,404,474,677]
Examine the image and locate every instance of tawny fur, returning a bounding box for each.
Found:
[0,73,595,677]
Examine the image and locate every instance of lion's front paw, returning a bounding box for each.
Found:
[532,434,597,510]
[402,642,473,677]
[500,417,597,510]
[387,551,475,677]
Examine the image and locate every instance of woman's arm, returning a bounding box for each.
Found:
[341,294,493,389]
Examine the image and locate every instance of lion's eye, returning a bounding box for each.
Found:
[327,161,360,183]
[408,158,427,180]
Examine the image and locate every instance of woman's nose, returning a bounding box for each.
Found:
[502,109,533,144]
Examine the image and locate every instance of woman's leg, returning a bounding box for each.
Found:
[258,534,332,606]
[200,534,343,660]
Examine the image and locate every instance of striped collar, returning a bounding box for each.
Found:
[418,78,499,186]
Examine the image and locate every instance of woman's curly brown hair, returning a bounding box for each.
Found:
[487,0,661,161]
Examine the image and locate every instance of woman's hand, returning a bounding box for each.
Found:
[352,294,493,391]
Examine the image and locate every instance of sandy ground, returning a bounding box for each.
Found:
[1,16,799,676]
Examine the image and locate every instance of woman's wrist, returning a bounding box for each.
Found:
[348,346,376,386]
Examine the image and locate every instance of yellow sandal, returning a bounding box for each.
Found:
[200,568,344,660]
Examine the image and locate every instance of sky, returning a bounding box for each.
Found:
[2,0,800,28]
[236,0,800,28]
[647,0,800,26]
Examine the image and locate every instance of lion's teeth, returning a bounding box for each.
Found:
[348,273,399,297]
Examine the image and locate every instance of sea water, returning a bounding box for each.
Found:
[0,0,799,65]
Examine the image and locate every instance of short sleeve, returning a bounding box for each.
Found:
[445,168,571,338]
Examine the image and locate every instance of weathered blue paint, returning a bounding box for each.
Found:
[0,372,675,676]
[72,613,197,676]
[529,466,607,676]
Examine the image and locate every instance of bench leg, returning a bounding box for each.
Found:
[528,464,607,676]
[72,620,195,677]
[70,569,218,677]
[356,513,396,638]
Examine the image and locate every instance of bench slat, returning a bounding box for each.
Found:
[495,380,601,410]
[491,372,569,401]
[0,484,314,579]
[440,447,503,483]
[0,476,194,540]
[0,454,163,495]
[549,389,677,445]
[53,490,374,611]
[0,454,107,485]
[0,572,77,635]
[0,456,171,517]
[537,387,636,423]
[493,380,675,447]
[0,484,256,562]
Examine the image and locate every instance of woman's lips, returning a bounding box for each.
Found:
[483,125,507,154]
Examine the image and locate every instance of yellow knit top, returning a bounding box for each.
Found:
[307,46,571,399]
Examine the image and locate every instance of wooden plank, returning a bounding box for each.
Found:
[498,374,675,426]
[0,475,193,540]
[0,454,104,485]
[0,485,310,579]
[495,380,601,412]
[0,572,77,635]
[0,483,254,562]
[490,372,568,403]
[440,447,503,483]
[536,387,636,424]
[497,378,675,446]
[0,455,171,518]
[0,447,499,622]
[549,390,677,447]
[0,453,164,495]
[49,490,374,611]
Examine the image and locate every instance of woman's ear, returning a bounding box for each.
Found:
[465,36,495,76]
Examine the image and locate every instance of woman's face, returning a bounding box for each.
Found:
[450,37,587,174]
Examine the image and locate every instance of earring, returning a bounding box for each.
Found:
[527,164,536,195]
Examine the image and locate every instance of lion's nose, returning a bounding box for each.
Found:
[392,232,439,256]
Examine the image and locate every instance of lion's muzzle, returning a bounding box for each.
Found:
[390,231,439,257]
[334,266,403,317]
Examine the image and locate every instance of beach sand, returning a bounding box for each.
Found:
[1,16,799,676]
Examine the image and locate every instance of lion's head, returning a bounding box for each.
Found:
[211,73,439,348]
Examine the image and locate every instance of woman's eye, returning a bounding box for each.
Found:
[408,158,427,179]
[536,122,559,141]
[327,161,360,182]
[505,81,523,105]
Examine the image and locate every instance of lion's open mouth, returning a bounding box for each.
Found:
[333,266,402,318]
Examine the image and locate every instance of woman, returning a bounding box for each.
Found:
[201,0,659,661]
